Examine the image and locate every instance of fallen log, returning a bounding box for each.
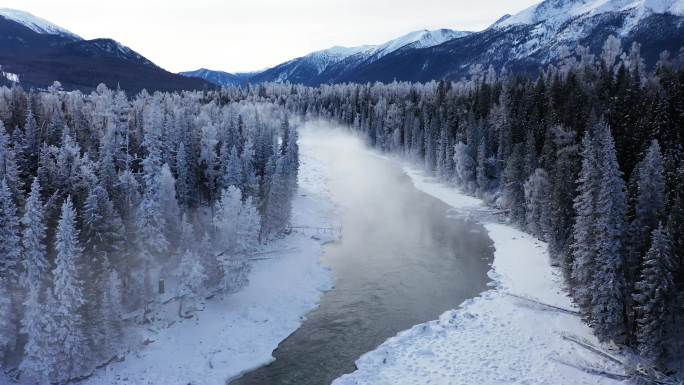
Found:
[505,293,580,316]
[560,333,680,385]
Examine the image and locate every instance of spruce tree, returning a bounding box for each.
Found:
[626,140,666,283]
[0,178,21,281]
[52,196,92,380]
[20,178,49,375]
[591,122,628,343]
[570,131,600,313]
[633,224,676,365]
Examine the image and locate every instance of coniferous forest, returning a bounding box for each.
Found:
[247,40,682,371]
[0,36,683,383]
[0,83,300,382]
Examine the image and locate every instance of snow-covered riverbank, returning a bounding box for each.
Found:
[333,165,625,385]
[82,142,337,385]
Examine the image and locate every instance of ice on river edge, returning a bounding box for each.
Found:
[332,165,625,385]
[77,138,338,385]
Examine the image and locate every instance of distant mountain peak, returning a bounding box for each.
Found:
[493,0,684,29]
[253,28,471,82]
[0,8,80,40]
[369,28,470,58]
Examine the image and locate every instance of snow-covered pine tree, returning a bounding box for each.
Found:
[20,288,61,384]
[502,143,526,226]
[632,224,676,365]
[176,248,207,316]
[98,264,125,360]
[175,141,190,208]
[240,140,259,200]
[52,196,92,381]
[137,111,169,267]
[261,156,290,240]
[200,124,219,201]
[22,96,40,175]
[570,131,600,314]
[524,168,550,240]
[214,186,242,254]
[221,145,242,191]
[159,163,181,253]
[0,280,14,362]
[476,139,490,196]
[0,122,22,203]
[0,178,21,282]
[20,178,49,372]
[590,121,628,343]
[625,140,666,283]
[453,141,476,193]
[0,177,22,352]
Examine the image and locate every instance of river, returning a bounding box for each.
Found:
[230,124,494,385]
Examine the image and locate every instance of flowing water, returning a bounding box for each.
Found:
[230,125,494,385]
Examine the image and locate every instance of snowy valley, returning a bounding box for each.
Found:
[1,0,684,384]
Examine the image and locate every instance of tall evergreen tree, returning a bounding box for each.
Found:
[52,196,92,380]
[20,178,49,376]
[626,140,666,282]
[590,122,628,343]
[571,131,600,313]
[0,178,21,281]
[633,224,676,365]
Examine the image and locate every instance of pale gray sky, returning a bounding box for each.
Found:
[4,0,540,73]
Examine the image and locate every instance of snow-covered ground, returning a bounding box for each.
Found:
[333,164,626,385]
[83,141,337,385]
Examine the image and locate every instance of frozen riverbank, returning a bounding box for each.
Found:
[82,142,337,385]
[333,165,625,385]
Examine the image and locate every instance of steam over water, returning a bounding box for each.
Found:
[231,123,494,385]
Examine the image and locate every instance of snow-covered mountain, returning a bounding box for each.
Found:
[0,8,211,92]
[247,28,470,85]
[220,0,682,86]
[368,29,470,59]
[0,8,80,40]
[325,0,684,84]
[179,68,254,86]
[494,0,684,29]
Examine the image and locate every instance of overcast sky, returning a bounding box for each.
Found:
[4,0,540,73]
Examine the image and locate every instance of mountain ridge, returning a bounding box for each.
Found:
[183,0,684,86]
[0,8,212,92]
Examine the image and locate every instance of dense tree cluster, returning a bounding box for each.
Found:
[248,39,684,370]
[0,83,299,382]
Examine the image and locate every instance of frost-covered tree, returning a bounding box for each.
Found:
[176,248,207,316]
[52,196,92,380]
[21,178,49,367]
[0,122,22,203]
[98,265,125,359]
[476,139,491,195]
[22,96,40,174]
[625,140,666,282]
[0,280,14,361]
[20,289,60,384]
[200,124,219,200]
[159,163,181,251]
[137,121,169,265]
[261,156,291,240]
[570,131,600,313]
[175,141,190,207]
[214,187,260,291]
[524,168,550,240]
[591,122,627,343]
[221,145,242,190]
[240,140,259,199]
[632,224,676,365]
[502,144,526,226]
[453,141,476,193]
[0,178,21,281]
